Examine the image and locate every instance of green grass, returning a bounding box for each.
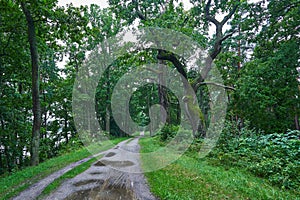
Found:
[0,137,128,200]
[38,157,98,199]
[140,137,300,200]
[126,138,135,144]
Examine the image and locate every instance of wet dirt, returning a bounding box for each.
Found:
[93,161,106,166]
[105,152,116,157]
[73,179,105,187]
[64,185,135,200]
[42,137,157,200]
[89,171,103,175]
[100,160,135,167]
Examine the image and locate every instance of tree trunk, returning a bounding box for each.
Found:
[147,86,151,136]
[64,108,69,144]
[158,58,169,124]
[105,67,110,133]
[148,85,154,136]
[176,101,180,125]
[295,114,299,130]
[237,25,241,72]
[21,2,41,166]
[105,106,110,133]
[42,77,47,139]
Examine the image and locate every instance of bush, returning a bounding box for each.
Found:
[158,124,179,142]
[57,137,84,155]
[40,137,58,162]
[209,122,300,190]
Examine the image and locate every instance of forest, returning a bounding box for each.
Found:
[0,0,300,199]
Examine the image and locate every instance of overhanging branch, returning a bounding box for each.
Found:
[221,1,240,26]
[199,81,236,90]
[156,50,188,79]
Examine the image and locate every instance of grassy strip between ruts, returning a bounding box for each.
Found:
[37,156,99,199]
[139,137,300,200]
[0,137,128,200]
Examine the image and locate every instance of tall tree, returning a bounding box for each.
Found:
[109,0,239,135]
[21,2,41,166]
[234,0,300,133]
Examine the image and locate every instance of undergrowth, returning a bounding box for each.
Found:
[140,136,300,199]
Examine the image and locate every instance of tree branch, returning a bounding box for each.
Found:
[0,53,8,57]
[181,17,189,27]
[221,31,235,42]
[199,81,235,90]
[137,10,146,20]
[221,1,240,26]
[205,0,220,26]
[156,50,188,79]
[191,0,240,91]
[133,0,146,20]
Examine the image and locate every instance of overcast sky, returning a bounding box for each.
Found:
[58,0,193,10]
[58,0,109,7]
[58,0,259,9]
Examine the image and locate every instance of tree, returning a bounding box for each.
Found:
[108,0,239,136]
[21,1,42,166]
[234,0,300,133]
[0,0,92,171]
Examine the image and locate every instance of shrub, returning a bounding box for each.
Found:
[158,124,179,141]
[209,122,300,190]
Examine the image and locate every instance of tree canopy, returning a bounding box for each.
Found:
[0,0,299,175]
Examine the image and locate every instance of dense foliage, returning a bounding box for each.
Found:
[209,123,300,190]
[0,0,299,193]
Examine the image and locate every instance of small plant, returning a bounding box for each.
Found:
[158,124,179,141]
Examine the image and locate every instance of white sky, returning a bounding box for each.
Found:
[58,0,109,7]
[58,0,259,11]
[58,0,193,10]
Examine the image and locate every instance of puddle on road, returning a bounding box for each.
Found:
[94,161,106,166]
[105,152,116,157]
[65,185,135,200]
[100,160,135,167]
[89,171,103,175]
[73,179,104,187]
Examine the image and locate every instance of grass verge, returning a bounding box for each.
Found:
[0,137,128,200]
[37,157,98,199]
[140,137,300,200]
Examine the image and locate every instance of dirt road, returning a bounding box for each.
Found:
[13,137,157,200]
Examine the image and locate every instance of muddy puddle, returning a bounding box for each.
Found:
[64,185,136,200]
[105,152,116,157]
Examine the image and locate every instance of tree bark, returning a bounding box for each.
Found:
[157,57,169,124]
[64,106,69,144]
[295,114,299,130]
[21,2,41,166]
[105,67,110,133]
